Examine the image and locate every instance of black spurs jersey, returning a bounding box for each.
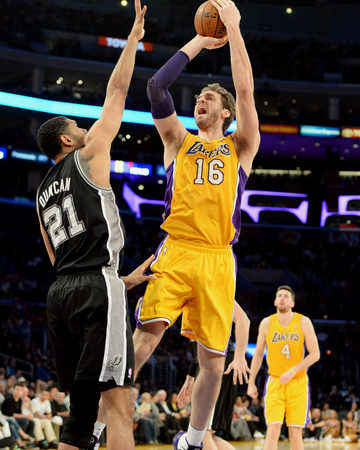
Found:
[37,150,125,275]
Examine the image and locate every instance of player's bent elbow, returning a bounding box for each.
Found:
[147,78,165,103]
[313,350,321,363]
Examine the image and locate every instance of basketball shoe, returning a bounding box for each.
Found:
[87,435,100,450]
[173,431,203,450]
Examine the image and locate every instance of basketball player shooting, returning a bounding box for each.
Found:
[133,1,260,449]
[247,286,320,450]
[36,1,150,450]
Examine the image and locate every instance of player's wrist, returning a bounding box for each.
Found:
[289,368,296,375]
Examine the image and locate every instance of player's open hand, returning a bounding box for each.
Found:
[209,0,240,29]
[130,0,147,41]
[121,254,156,290]
[177,375,195,408]
[224,355,253,385]
[200,34,229,50]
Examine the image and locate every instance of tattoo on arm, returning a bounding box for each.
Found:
[78,152,94,179]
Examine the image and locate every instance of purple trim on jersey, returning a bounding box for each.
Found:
[232,248,238,277]
[230,164,248,245]
[163,160,175,220]
[134,296,143,328]
[224,254,236,355]
[263,374,270,399]
[306,376,312,427]
[263,374,270,425]
[152,234,169,263]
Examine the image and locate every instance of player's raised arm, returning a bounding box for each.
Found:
[212,0,260,176]
[146,33,227,168]
[79,0,146,186]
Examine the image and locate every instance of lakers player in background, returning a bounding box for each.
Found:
[36,1,151,449]
[247,286,320,450]
[132,0,260,449]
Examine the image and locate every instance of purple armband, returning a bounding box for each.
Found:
[147,51,190,119]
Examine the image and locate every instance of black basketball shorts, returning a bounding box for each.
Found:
[47,268,134,392]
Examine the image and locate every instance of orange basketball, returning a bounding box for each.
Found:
[194,1,227,38]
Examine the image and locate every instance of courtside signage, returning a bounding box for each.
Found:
[98,36,153,52]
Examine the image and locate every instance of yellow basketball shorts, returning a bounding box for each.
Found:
[135,236,236,354]
[263,373,311,427]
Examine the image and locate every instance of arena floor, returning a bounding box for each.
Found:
[97,440,359,449]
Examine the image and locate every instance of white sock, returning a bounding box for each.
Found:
[186,424,205,447]
[93,421,106,438]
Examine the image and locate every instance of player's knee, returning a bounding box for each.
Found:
[103,388,133,416]
[60,380,100,449]
[199,363,224,384]
[288,426,302,441]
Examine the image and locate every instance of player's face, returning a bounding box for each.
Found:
[274,289,294,313]
[65,119,87,148]
[194,91,224,130]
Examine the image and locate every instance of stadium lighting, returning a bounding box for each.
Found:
[0,91,237,132]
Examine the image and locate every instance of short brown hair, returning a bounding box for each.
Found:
[37,116,69,160]
[200,83,236,134]
[276,285,295,301]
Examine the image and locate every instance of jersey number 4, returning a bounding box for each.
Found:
[43,194,85,249]
[281,343,291,359]
[194,158,224,185]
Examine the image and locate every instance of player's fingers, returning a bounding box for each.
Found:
[142,274,156,281]
[141,254,155,270]
[209,0,220,10]
[140,5,147,18]
[134,0,141,14]
[246,367,254,377]
[214,37,229,47]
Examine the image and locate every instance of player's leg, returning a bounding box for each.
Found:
[263,375,286,450]
[134,240,191,378]
[133,321,167,378]
[202,430,218,450]
[264,423,282,450]
[101,386,134,450]
[190,345,225,430]
[286,374,310,450]
[288,426,304,450]
[59,380,101,450]
[212,434,236,450]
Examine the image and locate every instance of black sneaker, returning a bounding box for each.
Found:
[88,435,100,450]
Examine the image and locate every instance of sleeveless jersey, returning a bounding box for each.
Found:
[162,132,248,246]
[266,313,305,378]
[36,150,125,275]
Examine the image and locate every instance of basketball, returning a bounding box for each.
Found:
[194,1,227,39]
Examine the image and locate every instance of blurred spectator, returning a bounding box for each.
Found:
[304,407,325,441]
[322,409,341,440]
[342,410,358,443]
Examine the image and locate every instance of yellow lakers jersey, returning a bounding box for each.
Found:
[266,313,305,377]
[162,132,248,246]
